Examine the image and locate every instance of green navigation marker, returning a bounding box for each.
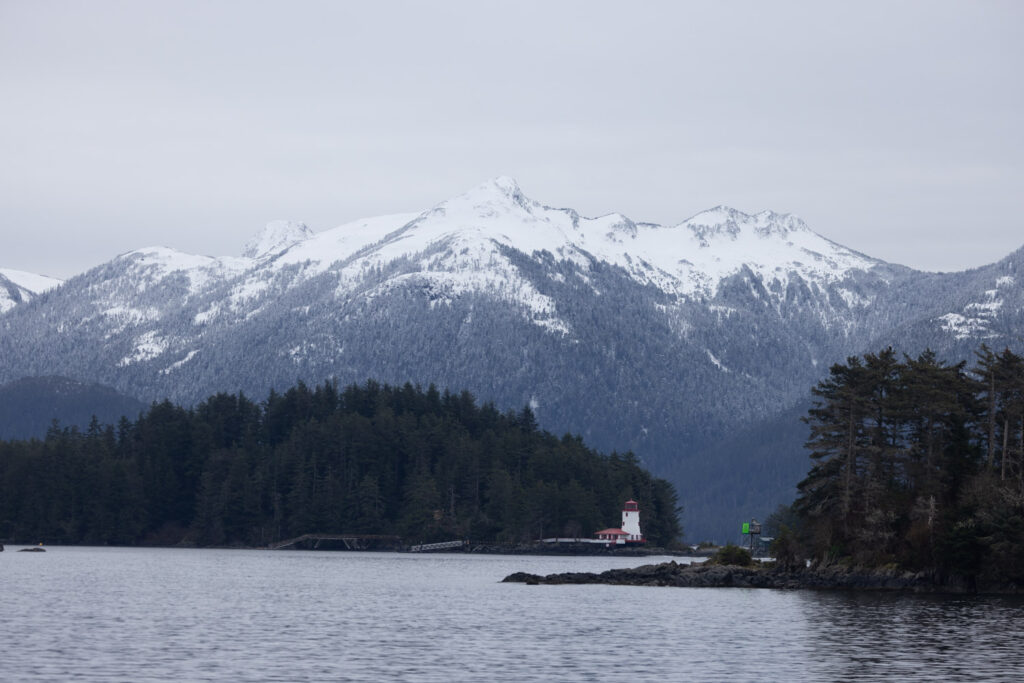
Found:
[742,522,750,534]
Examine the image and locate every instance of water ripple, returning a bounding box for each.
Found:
[1,548,1021,681]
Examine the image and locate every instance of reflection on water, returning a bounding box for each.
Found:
[1,547,1021,681]
[799,591,1024,682]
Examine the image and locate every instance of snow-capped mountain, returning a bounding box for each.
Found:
[0,268,62,314]
[244,177,886,322]
[122,176,896,342]
[0,177,1021,540]
[242,220,315,259]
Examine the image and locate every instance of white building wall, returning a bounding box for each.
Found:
[621,509,642,540]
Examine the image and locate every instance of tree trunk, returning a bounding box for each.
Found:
[925,417,934,491]
[988,372,997,468]
[1019,415,1024,496]
[844,409,856,534]
[1002,418,1010,481]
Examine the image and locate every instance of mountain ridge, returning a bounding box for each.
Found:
[0,268,63,314]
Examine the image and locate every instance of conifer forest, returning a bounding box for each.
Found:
[789,345,1024,585]
[0,380,681,547]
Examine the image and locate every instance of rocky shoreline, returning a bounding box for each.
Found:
[503,560,1022,594]
[466,542,692,557]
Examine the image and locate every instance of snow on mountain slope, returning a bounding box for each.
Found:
[273,213,420,271]
[214,177,885,336]
[243,220,315,259]
[55,176,880,329]
[73,247,254,348]
[4,177,898,371]
[119,247,252,291]
[938,280,1009,340]
[317,177,884,300]
[0,268,63,314]
[671,207,881,295]
[0,268,63,294]
[933,255,1022,341]
[359,177,878,300]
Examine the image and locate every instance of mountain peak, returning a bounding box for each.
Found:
[243,220,314,259]
[480,175,522,196]
[446,176,530,211]
[683,205,748,226]
[679,206,808,240]
[751,210,809,236]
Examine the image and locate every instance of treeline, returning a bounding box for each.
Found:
[787,345,1024,585]
[0,380,681,547]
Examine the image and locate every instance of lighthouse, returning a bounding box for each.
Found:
[593,500,646,545]
[621,500,643,542]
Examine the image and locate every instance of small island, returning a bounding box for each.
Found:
[503,543,1020,593]
[503,559,993,593]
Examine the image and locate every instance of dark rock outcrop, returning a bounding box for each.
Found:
[503,561,1017,593]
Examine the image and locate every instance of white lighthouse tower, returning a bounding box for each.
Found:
[621,500,643,542]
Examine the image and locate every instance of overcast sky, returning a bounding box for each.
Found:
[1,1,1021,279]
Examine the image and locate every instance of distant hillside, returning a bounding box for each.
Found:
[0,376,146,440]
[663,403,812,543]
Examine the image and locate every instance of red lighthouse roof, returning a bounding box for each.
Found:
[623,500,639,511]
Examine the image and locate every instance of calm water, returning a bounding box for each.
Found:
[2,547,1022,682]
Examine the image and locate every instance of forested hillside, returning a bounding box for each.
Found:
[0,376,145,440]
[0,380,681,547]
[785,345,1024,586]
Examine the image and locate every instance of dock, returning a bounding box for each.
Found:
[268,533,401,550]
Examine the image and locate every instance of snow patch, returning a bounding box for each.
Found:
[706,349,729,372]
[965,298,1002,315]
[103,306,158,323]
[118,331,169,366]
[229,279,271,309]
[243,220,314,259]
[121,247,251,295]
[835,288,870,309]
[937,313,998,341]
[193,304,222,325]
[161,350,198,374]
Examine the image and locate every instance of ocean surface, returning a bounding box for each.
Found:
[2,546,1022,682]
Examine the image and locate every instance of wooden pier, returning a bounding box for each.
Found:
[408,540,468,552]
[268,533,401,551]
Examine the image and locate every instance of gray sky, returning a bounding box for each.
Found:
[2,0,1022,279]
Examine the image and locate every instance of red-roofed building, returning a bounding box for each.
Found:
[595,528,630,541]
[594,501,645,545]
